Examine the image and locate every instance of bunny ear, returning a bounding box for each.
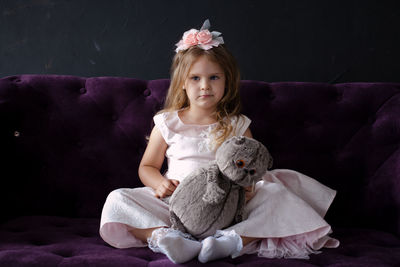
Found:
[200,19,211,31]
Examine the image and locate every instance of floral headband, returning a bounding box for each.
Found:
[175,19,224,53]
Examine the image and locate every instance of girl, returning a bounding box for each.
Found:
[100,19,339,264]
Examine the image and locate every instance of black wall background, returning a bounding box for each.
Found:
[1,0,399,83]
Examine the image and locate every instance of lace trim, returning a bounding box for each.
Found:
[197,115,251,153]
[198,126,214,152]
[257,234,322,259]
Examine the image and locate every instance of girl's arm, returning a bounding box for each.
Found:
[138,126,179,198]
[243,127,252,138]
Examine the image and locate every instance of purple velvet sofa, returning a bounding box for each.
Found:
[1,74,400,266]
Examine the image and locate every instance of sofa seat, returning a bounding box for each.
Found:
[1,216,399,266]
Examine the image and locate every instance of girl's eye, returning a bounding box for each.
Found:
[191,76,200,81]
[210,75,219,80]
[236,160,245,168]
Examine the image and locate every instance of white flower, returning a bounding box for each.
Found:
[198,126,224,153]
[198,126,213,153]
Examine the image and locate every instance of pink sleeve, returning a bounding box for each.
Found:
[153,113,169,143]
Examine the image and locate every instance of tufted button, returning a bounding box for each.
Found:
[79,88,87,94]
[143,89,151,97]
[14,131,20,137]
[76,141,83,148]
[268,94,275,100]
[112,115,118,121]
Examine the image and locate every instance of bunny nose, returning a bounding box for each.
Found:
[244,169,256,175]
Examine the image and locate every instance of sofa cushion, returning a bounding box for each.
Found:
[0,216,399,266]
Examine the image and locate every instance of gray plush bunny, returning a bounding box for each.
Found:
[168,136,273,239]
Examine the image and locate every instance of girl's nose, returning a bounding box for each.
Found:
[201,79,210,90]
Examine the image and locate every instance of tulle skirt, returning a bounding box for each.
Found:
[100,169,340,259]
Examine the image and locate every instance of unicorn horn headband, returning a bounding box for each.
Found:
[175,19,224,53]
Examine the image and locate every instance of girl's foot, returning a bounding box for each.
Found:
[148,228,201,264]
[198,230,243,263]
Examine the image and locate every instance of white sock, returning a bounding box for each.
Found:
[198,230,243,263]
[148,228,202,264]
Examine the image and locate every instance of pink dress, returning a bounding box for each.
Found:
[100,110,339,259]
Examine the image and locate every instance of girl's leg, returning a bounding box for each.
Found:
[128,226,160,242]
[241,235,259,246]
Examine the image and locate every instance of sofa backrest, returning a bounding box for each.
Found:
[1,75,399,235]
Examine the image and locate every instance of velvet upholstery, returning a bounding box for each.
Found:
[1,74,399,266]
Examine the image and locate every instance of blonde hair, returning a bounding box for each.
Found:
[160,45,242,148]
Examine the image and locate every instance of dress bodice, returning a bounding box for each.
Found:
[153,110,251,182]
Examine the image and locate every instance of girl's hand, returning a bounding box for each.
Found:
[244,185,256,203]
[154,179,180,198]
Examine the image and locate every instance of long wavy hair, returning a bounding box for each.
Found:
[160,44,242,148]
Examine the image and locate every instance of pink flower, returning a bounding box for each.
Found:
[197,30,212,45]
[175,19,224,53]
[182,29,199,46]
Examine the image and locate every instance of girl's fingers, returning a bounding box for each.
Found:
[165,181,178,191]
[163,183,174,192]
[165,188,174,196]
[154,179,180,199]
[170,179,180,187]
[159,184,175,197]
[166,184,176,191]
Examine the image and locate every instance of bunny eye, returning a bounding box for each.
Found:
[236,160,245,168]
[249,169,256,175]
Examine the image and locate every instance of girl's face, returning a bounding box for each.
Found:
[183,55,225,112]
